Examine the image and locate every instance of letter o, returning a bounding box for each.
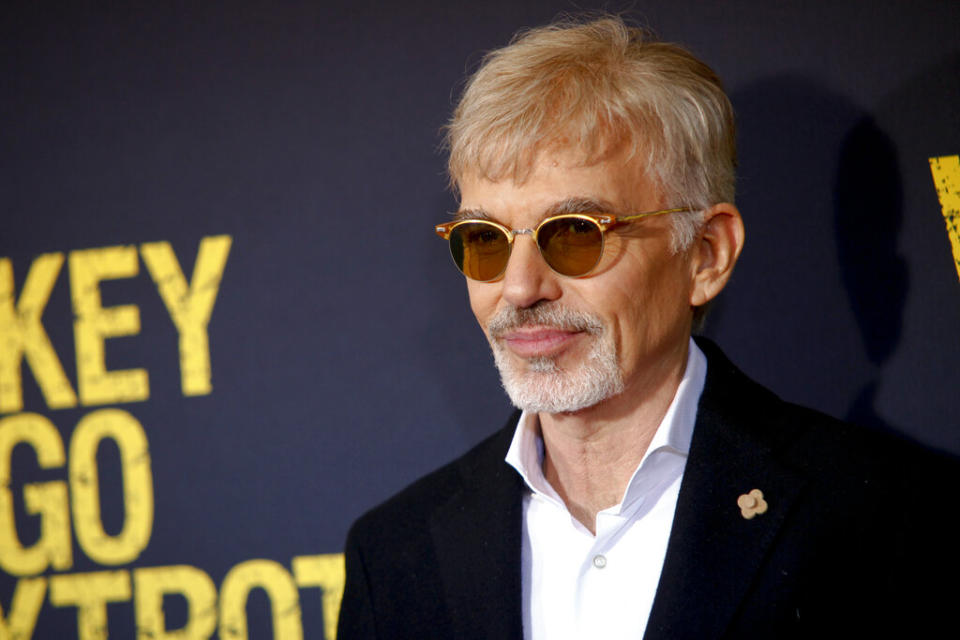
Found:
[69,408,154,565]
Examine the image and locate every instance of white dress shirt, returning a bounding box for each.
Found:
[505,339,707,640]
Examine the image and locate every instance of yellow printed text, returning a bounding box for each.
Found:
[0,235,232,414]
[0,409,153,574]
[929,155,960,282]
[1,557,345,640]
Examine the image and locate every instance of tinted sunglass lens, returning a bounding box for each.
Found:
[449,222,511,281]
[537,217,604,276]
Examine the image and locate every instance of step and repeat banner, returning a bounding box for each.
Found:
[2,1,958,638]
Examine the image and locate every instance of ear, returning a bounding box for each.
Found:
[689,202,745,307]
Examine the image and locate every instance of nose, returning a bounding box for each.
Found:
[500,235,562,309]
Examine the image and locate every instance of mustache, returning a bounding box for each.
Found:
[487,303,604,337]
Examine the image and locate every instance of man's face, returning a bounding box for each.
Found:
[458,145,698,414]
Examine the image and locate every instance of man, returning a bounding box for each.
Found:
[338,16,955,639]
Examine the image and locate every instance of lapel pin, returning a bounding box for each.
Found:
[737,489,768,519]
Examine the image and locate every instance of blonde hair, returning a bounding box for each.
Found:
[445,16,736,252]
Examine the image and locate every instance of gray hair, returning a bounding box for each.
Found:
[445,15,737,253]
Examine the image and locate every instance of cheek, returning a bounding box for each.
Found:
[600,259,691,348]
[607,283,647,347]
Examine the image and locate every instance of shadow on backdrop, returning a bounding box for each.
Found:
[834,118,909,433]
[717,74,908,438]
[872,52,960,454]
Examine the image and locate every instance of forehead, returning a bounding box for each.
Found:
[457,145,661,221]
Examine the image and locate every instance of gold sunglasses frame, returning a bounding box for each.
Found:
[435,207,691,281]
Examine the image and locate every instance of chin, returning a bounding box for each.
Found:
[493,346,624,414]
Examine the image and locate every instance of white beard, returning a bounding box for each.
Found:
[486,304,624,414]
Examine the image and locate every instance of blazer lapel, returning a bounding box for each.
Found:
[644,342,808,640]
[429,422,525,640]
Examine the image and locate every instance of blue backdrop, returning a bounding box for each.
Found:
[2,1,958,638]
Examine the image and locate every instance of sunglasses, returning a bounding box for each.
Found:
[435,208,690,281]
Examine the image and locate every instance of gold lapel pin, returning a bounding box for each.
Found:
[737,489,768,519]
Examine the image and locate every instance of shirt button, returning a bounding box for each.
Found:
[593,554,607,569]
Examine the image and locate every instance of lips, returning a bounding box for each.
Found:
[498,326,583,358]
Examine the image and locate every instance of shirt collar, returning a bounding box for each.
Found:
[505,337,707,509]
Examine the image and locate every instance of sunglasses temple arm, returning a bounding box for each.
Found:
[615,207,692,225]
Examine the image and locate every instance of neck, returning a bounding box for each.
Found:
[539,340,689,534]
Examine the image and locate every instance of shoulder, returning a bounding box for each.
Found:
[346,414,520,549]
[696,335,958,507]
[685,340,960,636]
[338,414,526,639]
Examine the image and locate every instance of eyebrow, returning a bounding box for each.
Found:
[546,197,618,216]
[452,207,491,222]
[453,197,619,223]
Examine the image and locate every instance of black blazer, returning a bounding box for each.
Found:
[338,340,957,639]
